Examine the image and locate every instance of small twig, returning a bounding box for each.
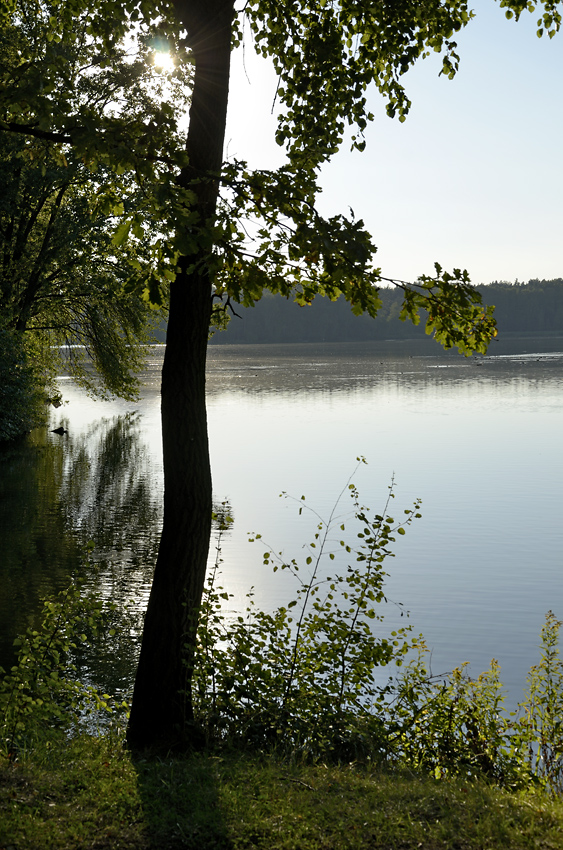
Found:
[280,776,315,791]
[211,293,243,319]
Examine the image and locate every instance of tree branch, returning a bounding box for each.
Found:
[3,122,73,144]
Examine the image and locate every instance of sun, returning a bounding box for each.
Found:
[153,51,175,73]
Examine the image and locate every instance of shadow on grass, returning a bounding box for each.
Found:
[3,737,563,850]
[131,750,563,850]
[132,751,234,850]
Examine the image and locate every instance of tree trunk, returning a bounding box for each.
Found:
[126,0,234,750]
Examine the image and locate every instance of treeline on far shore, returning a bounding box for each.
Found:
[194,278,563,345]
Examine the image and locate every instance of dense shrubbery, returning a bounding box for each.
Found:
[191,475,419,760]
[0,575,127,759]
[0,326,47,442]
[1,473,562,795]
[387,620,563,792]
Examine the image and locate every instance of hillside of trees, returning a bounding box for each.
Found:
[205,279,563,345]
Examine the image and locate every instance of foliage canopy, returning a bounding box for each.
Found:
[7,0,554,352]
[0,6,194,423]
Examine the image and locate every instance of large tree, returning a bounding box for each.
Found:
[0,8,190,419]
[1,0,559,749]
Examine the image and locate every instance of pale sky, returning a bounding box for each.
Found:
[225,1,563,286]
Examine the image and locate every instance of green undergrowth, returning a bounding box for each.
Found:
[2,735,563,850]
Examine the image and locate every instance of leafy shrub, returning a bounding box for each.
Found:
[385,613,563,792]
[386,653,522,784]
[515,610,563,792]
[0,577,127,760]
[191,466,422,760]
[0,325,46,441]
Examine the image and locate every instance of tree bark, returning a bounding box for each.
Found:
[126,0,234,750]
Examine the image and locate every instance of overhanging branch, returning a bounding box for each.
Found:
[3,122,73,144]
[1,121,178,166]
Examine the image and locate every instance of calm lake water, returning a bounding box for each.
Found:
[1,336,562,706]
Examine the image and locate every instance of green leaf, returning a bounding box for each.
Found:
[112,219,131,247]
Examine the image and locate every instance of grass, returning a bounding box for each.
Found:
[1,733,563,849]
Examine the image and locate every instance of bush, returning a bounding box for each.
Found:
[191,467,422,760]
[0,325,46,442]
[386,653,525,785]
[381,617,563,792]
[0,577,127,760]
[515,610,563,792]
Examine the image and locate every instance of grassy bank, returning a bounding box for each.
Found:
[1,733,563,850]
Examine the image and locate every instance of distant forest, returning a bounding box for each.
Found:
[203,279,563,345]
[152,279,563,345]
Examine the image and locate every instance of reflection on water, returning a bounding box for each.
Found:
[0,414,161,693]
[1,336,563,708]
[56,412,161,569]
[1,433,83,665]
[205,338,563,398]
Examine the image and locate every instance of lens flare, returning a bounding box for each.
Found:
[153,51,174,73]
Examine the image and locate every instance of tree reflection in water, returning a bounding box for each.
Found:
[0,412,162,699]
